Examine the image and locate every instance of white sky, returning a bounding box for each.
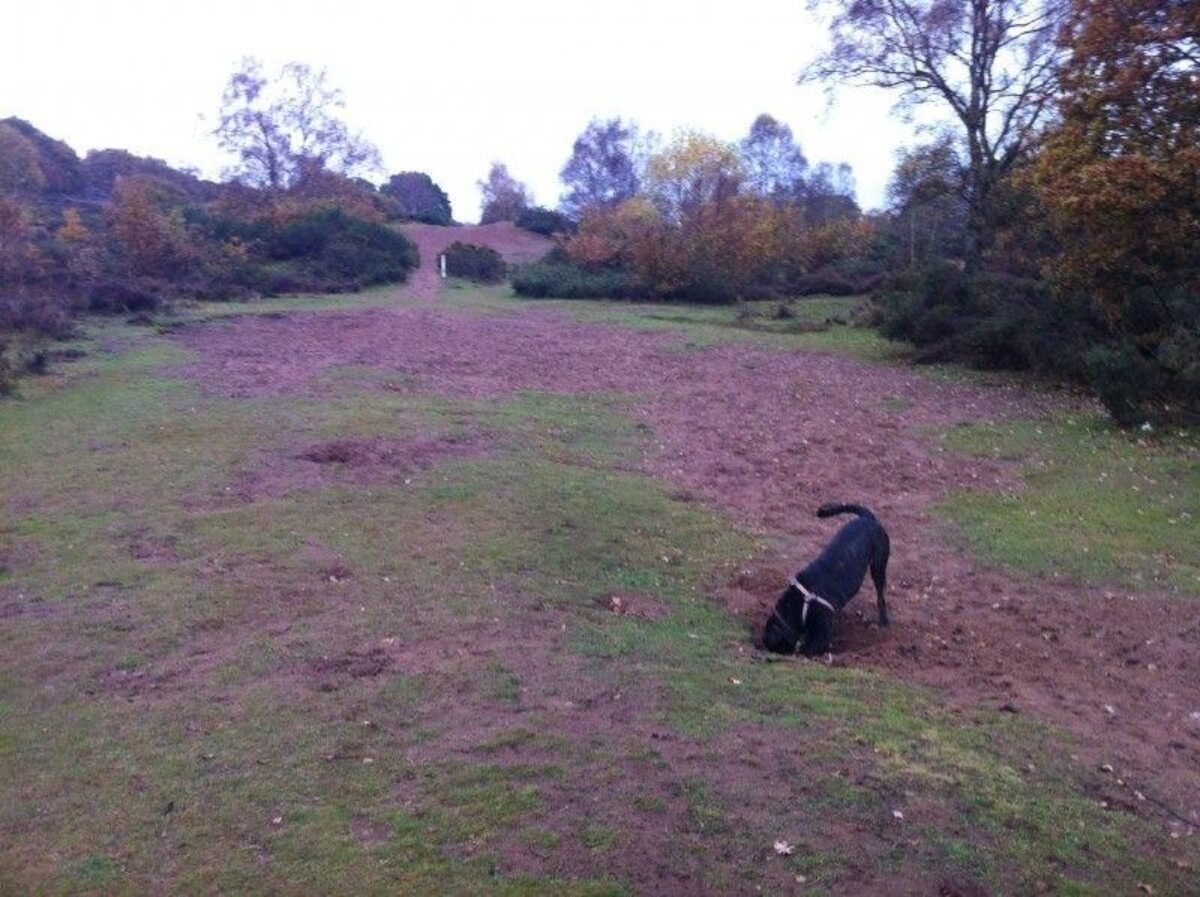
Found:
[3,0,931,221]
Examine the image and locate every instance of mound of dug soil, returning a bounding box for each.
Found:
[300,433,485,470]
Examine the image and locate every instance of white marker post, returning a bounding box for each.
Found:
[439,253,447,279]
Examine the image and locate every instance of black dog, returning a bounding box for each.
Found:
[761,503,890,656]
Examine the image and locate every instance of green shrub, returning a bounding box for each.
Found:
[86,280,162,314]
[512,259,633,299]
[794,269,871,297]
[516,206,572,236]
[877,264,1084,371]
[443,242,505,283]
[265,207,418,289]
[1084,291,1195,424]
[0,294,79,337]
[381,172,453,225]
[0,338,13,396]
[876,264,1200,425]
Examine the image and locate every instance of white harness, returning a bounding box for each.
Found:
[788,576,837,624]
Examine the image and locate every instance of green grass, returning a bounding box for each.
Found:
[443,283,902,361]
[938,415,1200,594]
[1,288,1195,894]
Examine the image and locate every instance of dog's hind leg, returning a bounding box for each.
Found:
[871,532,890,627]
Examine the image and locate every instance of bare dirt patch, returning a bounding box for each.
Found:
[300,432,483,471]
[174,302,1200,843]
[311,646,393,691]
[200,431,493,509]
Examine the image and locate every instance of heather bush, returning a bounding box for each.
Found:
[513,258,633,299]
[381,172,452,225]
[265,207,418,289]
[443,242,505,283]
[516,206,572,236]
[0,293,78,338]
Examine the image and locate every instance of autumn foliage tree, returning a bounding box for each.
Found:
[0,123,47,194]
[0,196,38,283]
[1032,0,1199,421]
[214,58,381,190]
[105,176,195,278]
[552,130,873,302]
[478,163,532,224]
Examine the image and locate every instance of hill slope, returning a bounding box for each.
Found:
[399,221,554,297]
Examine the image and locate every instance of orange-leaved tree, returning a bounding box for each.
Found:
[1033,0,1199,420]
[106,176,195,279]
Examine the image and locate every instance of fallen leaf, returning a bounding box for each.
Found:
[773,840,795,856]
[271,816,283,826]
[892,809,904,821]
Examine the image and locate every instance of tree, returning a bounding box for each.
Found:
[801,161,860,224]
[738,114,808,200]
[643,132,743,223]
[801,0,1066,272]
[106,176,193,278]
[1032,0,1199,420]
[82,148,212,199]
[214,57,381,190]
[381,172,453,225]
[559,118,641,219]
[887,136,967,267]
[478,163,531,224]
[0,196,38,283]
[0,118,85,193]
[0,123,46,194]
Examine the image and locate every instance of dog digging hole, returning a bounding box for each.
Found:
[729,566,883,658]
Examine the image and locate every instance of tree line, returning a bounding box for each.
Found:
[1,0,1197,423]
[509,0,1197,424]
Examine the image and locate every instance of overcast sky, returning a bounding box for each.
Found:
[3,0,932,220]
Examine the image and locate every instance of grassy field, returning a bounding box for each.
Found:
[1,285,1196,894]
[939,416,1200,595]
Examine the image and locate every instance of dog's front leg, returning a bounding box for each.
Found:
[799,614,834,656]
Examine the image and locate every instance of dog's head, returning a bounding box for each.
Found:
[760,585,803,654]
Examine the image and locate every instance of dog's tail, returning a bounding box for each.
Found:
[816,503,875,520]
